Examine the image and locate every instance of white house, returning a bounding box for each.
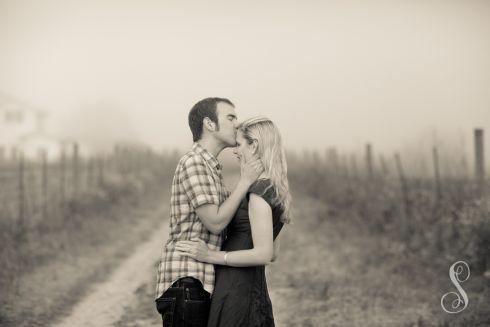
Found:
[0,92,62,161]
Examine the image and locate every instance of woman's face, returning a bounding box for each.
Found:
[233,130,255,163]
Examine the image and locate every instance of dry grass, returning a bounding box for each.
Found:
[112,190,489,326]
[267,193,489,326]
[0,150,177,326]
[0,187,170,327]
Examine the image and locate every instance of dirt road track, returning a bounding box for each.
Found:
[52,221,169,327]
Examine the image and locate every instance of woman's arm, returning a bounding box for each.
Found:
[175,193,274,267]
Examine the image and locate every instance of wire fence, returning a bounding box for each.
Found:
[0,143,177,223]
[288,128,488,274]
[0,142,179,299]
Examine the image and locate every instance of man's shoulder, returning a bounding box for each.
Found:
[176,148,207,171]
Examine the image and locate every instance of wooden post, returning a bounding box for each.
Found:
[72,143,79,197]
[395,153,408,198]
[379,154,389,177]
[474,128,485,194]
[395,152,412,239]
[59,148,66,207]
[366,143,373,179]
[41,150,48,220]
[15,152,26,295]
[18,152,25,224]
[432,146,442,200]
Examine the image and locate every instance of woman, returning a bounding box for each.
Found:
[175,116,292,327]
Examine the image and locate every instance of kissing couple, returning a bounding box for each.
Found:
[155,97,292,327]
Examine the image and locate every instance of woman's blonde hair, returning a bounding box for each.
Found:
[238,116,292,224]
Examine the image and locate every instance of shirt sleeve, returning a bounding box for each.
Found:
[180,156,220,209]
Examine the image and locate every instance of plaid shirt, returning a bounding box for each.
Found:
[156,142,229,298]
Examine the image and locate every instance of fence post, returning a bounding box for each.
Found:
[41,150,48,220]
[395,152,412,243]
[72,143,79,197]
[59,148,66,208]
[15,151,26,295]
[18,152,25,225]
[432,146,442,200]
[474,128,485,194]
[366,143,373,179]
[379,154,389,177]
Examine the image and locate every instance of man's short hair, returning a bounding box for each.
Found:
[188,97,234,142]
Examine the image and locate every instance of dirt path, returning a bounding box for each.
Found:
[53,221,168,327]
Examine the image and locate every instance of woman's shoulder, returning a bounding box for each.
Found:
[247,178,275,204]
[249,178,273,192]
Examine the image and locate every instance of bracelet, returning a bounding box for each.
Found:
[224,252,229,265]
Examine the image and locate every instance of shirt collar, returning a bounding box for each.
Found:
[192,142,222,171]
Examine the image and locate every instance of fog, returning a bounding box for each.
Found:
[1,0,489,155]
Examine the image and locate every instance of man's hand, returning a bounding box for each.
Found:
[175,239,210,262]
[240,155,264,185]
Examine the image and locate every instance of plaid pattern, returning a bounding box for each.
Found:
[156,143,229,298]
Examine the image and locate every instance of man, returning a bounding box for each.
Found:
[155,97,263,327]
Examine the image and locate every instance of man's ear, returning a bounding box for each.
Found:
[203,117,216,132]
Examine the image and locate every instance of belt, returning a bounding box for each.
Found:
[172,277,201,287]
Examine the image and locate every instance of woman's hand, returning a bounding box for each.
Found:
[175,239,210,262]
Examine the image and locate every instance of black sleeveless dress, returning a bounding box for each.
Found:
[207,179,284,327]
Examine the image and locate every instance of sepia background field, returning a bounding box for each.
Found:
[0,139,488,326]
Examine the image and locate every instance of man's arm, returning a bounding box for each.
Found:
[181,155,263,235]
[195,178,253,234]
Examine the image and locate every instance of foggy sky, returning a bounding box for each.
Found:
[1,0,489,155]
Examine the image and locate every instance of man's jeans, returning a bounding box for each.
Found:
[155,277,211,327]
